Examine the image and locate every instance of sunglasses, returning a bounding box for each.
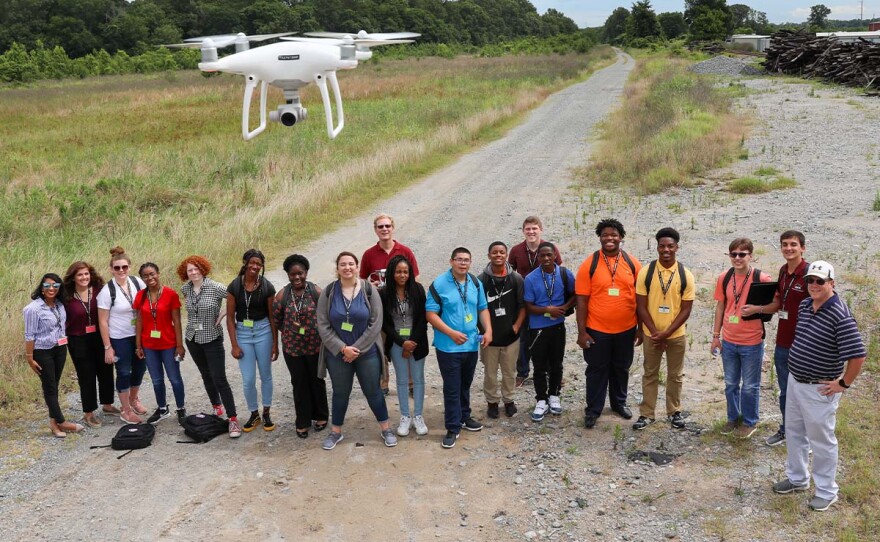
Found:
[728,252,751,259]
[113,264,130,271]
[42,283,61,289]
[805,277,829,285]
[375,224,393,230]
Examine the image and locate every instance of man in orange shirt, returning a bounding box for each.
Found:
[575,219,642,429]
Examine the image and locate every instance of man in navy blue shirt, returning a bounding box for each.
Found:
[523,242,576,422]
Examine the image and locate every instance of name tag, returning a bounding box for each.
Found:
[243,319,254,328]
[465,314,474,323]
[494,308,506,317]
[608,288,620,297]
[195,323,203,331]
[778,310,789,320]
[57,336,68,346]
[658,306,671,314]
[543,312,552,318]
[728,315,740,324]
[150,330,162,339]
[85,325,97,334]
[341,322,354,332]
[299,327,306,335]
[399,328,411,337]
[130,318,138,326]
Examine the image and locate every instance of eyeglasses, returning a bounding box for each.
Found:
[375,224,393,230]
[113,265,130,271]
[728,252,751,259]
[42,283,60,289]
[805,277,829,285]
[452,258,471,264]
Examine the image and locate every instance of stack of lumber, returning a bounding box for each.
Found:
[763,30,880,90]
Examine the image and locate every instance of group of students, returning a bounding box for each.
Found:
[23,214,867,509]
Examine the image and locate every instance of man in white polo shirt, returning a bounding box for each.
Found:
[772,261,866,512]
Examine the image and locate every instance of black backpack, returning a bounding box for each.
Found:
[558,266,575,316]
[179,413,228,443]
[428,273,480,317]
[91,423,155,459]
[108,278,142,308]
[588,250,637,284]
[722,267,773,323]
[282,281,320,308]
[643,260,689,297]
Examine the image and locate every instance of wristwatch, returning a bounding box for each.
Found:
[838,378,850,389]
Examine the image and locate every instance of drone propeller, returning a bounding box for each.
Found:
[165,32,295,49]
[281,36,415,47]
[304,31,420,41]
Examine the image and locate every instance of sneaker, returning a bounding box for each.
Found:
[734,425,757,439]
[262,410,275,431]
[413,415,429,435]
[228,418,242,438]
[487,402,499,419]
[130,398,148,416]
[101,405,122,417]
[515,376,526,388]
[463,417,483,431]
[633,416,655,430]
[381,428,398,447]
[120,410,143,424]
[441,430,459,449]
[719,420,738,435]
[504,402,518,417]
[242,411,261,432]
[176,408,187,425]
[809,494,838,511]
[765,429,786,447]
[147,407,170,425]
[584,414,598,429]
[397,415,412,437]
[669,411,686,429]
[213,404,224,417]
[548,395,562,415]
[772,479,809,494]
[531,400,548,422]
[322,431,344,450]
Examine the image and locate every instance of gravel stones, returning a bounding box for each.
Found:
[689,55,763,76]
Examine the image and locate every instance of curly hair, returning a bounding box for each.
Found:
[283,254,310,273]
[61,261,105,301]
[595,218,625,238]
[177,255,212,282]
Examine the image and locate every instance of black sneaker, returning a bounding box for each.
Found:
[584,414,598,429]
[462,417,483,431]
[441,430,459,449]
[147,406,170,425]
[765,429,786,447]
[262,409,275,431]
[633,416,654,430]
[176,408,187,426]
[504,402,518,417]
[669,411,685,429]
[242,410,261,432]
[487,403,499,419]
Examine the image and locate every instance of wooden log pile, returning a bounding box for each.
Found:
[762,29,880,91]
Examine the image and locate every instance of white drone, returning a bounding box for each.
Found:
[166,30,418,140]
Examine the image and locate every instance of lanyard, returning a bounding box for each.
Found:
[602,252,621,287]
[48,303,63,332]
[242,278,261,321]
[118,278,135,307]
[292,285,309,317]
[780,270,800,306]
[190,282,204,319]
[396,293,408,320]
[74,287,92,326]
[656,267,676,299]
[731,268,751,306]
[541,268,557,302]
[490,275,508,307]
[454,277,469,308]
[526,246,538,270]
[341,284,356,322]
[147,287,163,330]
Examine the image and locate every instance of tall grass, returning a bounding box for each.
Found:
[577,54,748,193]
[0,47,617,422]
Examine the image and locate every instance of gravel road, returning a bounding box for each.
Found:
[2,53,878,542]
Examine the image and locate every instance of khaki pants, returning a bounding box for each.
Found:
[639,335,686,418]
[481,339,519,404]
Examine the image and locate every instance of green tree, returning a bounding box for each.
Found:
[658,12,687,39]
[689,6,730,40]
[627,1,662,40]
[808,4,831,29]
[603,7,630,44]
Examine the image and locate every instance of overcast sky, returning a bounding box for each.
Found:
[531,1,880,28]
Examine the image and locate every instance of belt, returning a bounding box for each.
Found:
[795,378,825,385]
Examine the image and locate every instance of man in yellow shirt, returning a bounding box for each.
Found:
[634,228,695,430]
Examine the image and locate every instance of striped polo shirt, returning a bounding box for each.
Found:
[788,293,866,383]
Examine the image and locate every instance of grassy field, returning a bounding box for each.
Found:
[0,47,617,423]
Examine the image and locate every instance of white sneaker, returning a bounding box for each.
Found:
[397,415,412,437]
[548,395,562,415]
[412,415,428,435]
[531,400,548,422]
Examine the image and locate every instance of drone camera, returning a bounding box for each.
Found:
[269,103,308,127]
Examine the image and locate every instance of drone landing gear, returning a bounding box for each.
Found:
[314,71,344,139]
[242,75,268,141]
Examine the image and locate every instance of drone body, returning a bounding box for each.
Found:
[166,31,417,140]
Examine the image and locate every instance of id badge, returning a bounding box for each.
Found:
[608,288,620,297]
[341,322,354,332]
[464,314,474,323]
[130,318,138,326]
[728,315,740,324]
[778,310,789,320]
[150,330,162,339]
[57,336,68,346]
[243,319,254,328]
[195,323,203,331]
[658,306,671,314]
[299,327,306,335]
[400,328,411,337]
[85,325,97,334]
[494,308,506,317]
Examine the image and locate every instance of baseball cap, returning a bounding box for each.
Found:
[805,260,834,280]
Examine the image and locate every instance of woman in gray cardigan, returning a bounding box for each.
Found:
[316,251,395,450]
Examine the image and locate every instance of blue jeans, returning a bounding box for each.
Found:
[325,351,388,426]
[389,343,425,417]
[774,345,790,434]
[236,319,274,412]
[144,347,186,409]
[721,340,764,427]
[111,336,146,393]
[436,350,479,433]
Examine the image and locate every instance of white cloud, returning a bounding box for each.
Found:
[791,4,880,20]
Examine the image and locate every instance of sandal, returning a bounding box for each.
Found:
[82,416,102,429]
[101,405,122,416]
[296,429,309,439]
[313,421,328,432]
[52,429,66,438]
[60,421,85,433]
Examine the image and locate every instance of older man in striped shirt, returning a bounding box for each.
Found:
[772,261,866,512]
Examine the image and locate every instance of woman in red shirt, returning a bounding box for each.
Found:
[134,262,186,425]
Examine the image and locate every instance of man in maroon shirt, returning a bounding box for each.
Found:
[742,230,808,447]
[360,213,420,287]
[507,216,562,386]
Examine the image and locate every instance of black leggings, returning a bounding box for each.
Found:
[34,345,67,423]
[67,333,114,412]
[187,338,237,418]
